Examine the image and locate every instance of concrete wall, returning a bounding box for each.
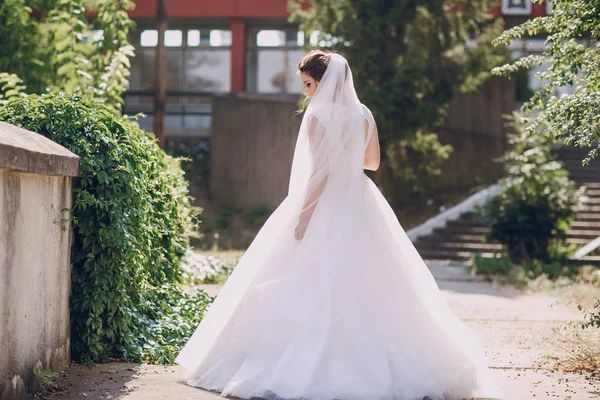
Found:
[210,78,515,209]
[0,122,79,399]
[435,77,516,190]
[211,94,302,209]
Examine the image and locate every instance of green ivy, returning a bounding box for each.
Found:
[0,93,208,363]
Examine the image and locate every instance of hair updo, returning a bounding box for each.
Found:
[298,50,331,82]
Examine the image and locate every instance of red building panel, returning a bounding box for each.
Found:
[531,2,547,18]
[231,19,246,92]
[129,0,290,19]
[489,4,501,19]
[129,1,549,19]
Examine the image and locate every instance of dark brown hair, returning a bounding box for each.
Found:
[298,50,331,82]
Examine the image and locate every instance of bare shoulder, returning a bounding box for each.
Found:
[361,104,374,120]
[361,104,375,126]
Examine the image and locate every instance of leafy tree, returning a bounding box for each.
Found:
[493,0,600,164]
[0,0,135,111]
[289,0,505,196]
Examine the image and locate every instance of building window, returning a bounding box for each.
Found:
[165,30,183,47]
[246,29,306,94]
[140,30,158,47]
[210,30,232,47]
[188,30,201,47]
[257,30,286,47]
[501,0,532,16]
[130,27,232,93]
[127,27,232,137]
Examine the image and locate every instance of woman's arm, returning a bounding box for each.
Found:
[364,119,380,171]
[295,116,329,240]
[295,175,328,240]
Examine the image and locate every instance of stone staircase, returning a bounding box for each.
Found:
[414,146,600,263]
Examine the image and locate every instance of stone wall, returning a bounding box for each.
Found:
[0,122,79,399]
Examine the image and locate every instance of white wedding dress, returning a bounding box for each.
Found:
[176,54,502,400]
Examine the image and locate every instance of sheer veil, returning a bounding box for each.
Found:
[288,53,368,231]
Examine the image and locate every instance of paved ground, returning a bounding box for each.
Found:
[47,264,600,400]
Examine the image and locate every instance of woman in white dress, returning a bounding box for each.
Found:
[176,50,502,400]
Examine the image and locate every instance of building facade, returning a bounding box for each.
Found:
[124,0,554,138]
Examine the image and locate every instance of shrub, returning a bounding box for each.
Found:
[482,114,584,264]
[0,93,207,363]
[470,253,511,276]
[245,205,272,229]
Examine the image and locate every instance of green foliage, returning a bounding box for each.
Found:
[580,299,600,330]
[521,258,568,280]
[142,286,212,364]
[385,131,453,198]
[0,0,135,110]
[0,73,27,105]
[513,66,534,102]
[245,205,273,229]
[290,0,506,193]
[0,0,50,93]
[33,364,59,389]
[471,250,578,281]
[482,114,584,264]
[216,207,236,231]
[470,253,512,276]
[0,93,207,363]
[492,0,600,164]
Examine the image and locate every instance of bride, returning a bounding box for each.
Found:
[176,50,502,400]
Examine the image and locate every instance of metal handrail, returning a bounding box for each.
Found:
[574,236,600,259]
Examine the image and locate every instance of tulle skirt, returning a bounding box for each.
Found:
[176,175,502,400]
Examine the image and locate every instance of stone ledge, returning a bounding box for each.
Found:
[0,121,79,177]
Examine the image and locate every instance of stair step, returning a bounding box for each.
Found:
[575,213,600,221]
[446,219,487,228]
[580,205,600,212]
[418,250,500,260]
[570,173,600,181]
[581,189,600,197]
[567,237,595,245]
[570,221,600,229]
[425,234,487,242]
[433,226,491,235]
[578,182,600,189]
[566,229,600,238]
[566,256,600,266]
[416,241,503,251]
